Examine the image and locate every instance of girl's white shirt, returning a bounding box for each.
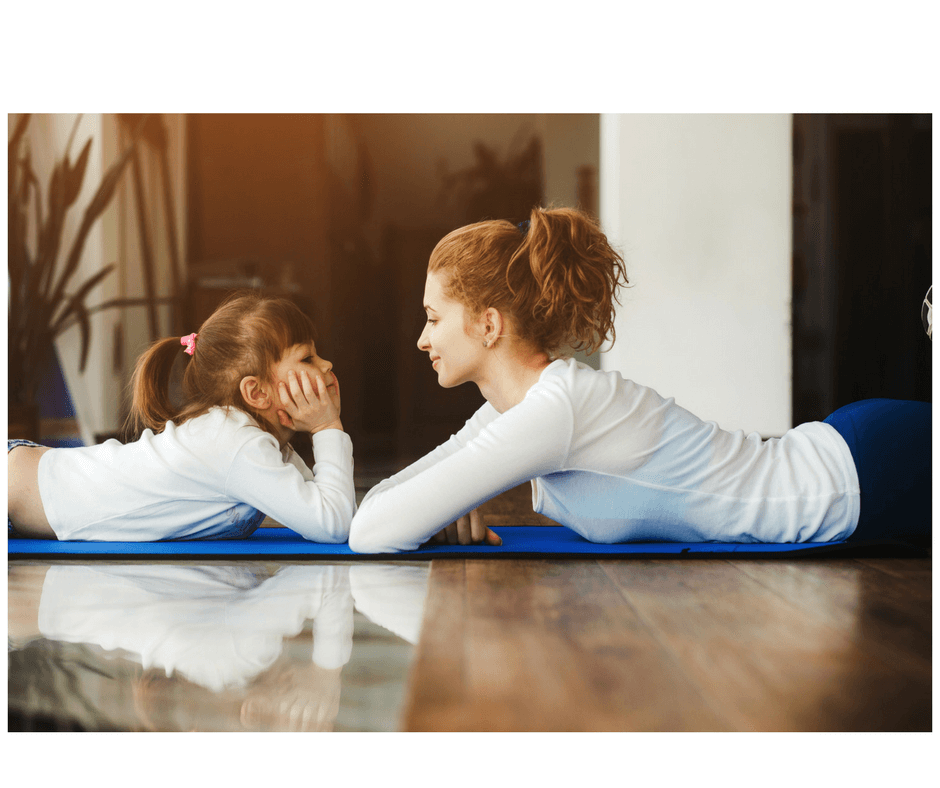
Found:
[36,563,354,691]
[350,358,860,553]
[38,406,355,542]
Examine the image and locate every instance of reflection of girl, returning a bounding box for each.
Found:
[11,563,354,732]
[8,292,354,542]
[33,564,354,692]
[350,207,931,553]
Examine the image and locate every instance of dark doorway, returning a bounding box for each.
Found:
[791,114,931,427]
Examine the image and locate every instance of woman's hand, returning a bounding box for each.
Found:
[425,507,502,546]
[276,370,343,434]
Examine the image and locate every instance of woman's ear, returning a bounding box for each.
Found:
[481,307,504,346]
[239,376,272,411]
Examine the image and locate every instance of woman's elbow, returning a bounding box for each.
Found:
[348,526,390,554]
[348,513,405,554]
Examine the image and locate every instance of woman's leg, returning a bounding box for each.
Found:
[824,400,931,542]
[7,440,57,539]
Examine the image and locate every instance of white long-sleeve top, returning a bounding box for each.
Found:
[38,406,355,542]
[349,358,860,553]
[36,563,354,691]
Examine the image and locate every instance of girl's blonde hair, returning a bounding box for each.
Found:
[127,291,317,437]
[428,207,628,354]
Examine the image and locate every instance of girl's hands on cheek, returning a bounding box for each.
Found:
[276,370,343,434]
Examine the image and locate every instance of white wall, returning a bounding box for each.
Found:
[600,114,792,437]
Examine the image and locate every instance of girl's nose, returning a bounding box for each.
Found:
[417,324,430,351]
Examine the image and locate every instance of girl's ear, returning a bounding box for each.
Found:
[239,376,272,411]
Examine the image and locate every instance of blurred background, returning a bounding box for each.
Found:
[7,113,932,470]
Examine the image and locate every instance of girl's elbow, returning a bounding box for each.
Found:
[324,525,350,545]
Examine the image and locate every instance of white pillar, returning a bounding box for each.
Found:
[599,114,792,437]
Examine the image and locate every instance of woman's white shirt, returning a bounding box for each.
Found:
[350,358,859,552]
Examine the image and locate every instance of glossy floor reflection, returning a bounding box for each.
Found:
[8,560,429,731]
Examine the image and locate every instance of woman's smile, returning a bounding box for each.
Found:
[418,272,487,389]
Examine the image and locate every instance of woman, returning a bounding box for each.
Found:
[348,208,930,553]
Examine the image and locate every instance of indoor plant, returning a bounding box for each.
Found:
[7,113,145,439]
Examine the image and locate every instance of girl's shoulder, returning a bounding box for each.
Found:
[192,405,260,427]
[177,406,270,446]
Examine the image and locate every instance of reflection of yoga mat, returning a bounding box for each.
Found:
[5,526,910,560]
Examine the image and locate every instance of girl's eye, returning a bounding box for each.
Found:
[427,319,437,325]
[302,356,314,364]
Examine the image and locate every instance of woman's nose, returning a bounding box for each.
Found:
[417,324,430,351]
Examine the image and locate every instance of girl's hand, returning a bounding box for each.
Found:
[276,370,343,434]
[425,507,502,547]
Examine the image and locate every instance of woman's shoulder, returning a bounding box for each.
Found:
[536,357,624,396]
[534,356,661,414]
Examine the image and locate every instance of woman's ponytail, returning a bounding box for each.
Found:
[429,207,628,355]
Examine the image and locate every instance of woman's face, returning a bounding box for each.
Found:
[417,271,485,389]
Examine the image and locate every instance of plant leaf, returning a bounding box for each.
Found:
[47,117,146,310]
[51,263,115,335]
[37,158,69,296]
[7,113,30,155]
[54,294,178,336]
[64,138,92,207]
[72,300,93,372]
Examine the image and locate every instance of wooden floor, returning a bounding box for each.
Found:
[400,485,932,732]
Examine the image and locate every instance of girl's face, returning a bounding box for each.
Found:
[417,271,485,389]
[270,342,337,397]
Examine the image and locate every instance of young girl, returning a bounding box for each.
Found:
[7,291,355,543]
[348,207,931,553]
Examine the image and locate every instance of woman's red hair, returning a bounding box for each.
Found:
[428,207,628,355]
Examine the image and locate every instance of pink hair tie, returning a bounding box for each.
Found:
[181,333,198,356]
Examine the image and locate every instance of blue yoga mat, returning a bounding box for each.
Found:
[6,525,880,560]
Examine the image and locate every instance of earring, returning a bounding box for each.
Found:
[483,340,489,347]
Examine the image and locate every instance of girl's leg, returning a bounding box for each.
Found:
[7,440,57,539]
[824,400,932,542]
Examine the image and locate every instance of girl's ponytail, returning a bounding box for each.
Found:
[126,336,187,437]
[123,292,320,440]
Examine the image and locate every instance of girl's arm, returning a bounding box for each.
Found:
[349,387,573,553]
[227,429,356,543]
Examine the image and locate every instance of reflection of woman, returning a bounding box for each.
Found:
[349,564,430,645]
[349,207,931,553]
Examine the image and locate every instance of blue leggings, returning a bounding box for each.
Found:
[824,400,932,542]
